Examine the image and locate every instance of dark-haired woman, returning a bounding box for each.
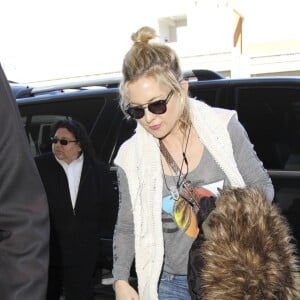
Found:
[35,119,114,300]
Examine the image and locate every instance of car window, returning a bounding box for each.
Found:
[18,93,135,164]
[235,86,300,251]
[235,87,300,171]
[189,84,223,107]
[22,115,70,156]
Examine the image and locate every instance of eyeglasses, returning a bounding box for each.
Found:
[125,90,174,119]
[51,137,78,146]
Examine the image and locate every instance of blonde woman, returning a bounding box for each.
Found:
[112,26,274,300]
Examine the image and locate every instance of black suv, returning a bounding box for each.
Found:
[12,70,300,293]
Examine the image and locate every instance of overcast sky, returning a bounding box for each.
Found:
[1,0,299,83]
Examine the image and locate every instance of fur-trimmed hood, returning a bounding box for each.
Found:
[188,188,300,300]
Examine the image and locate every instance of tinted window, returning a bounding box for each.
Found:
[189,84,224,107]
[235,87,300,252]
[19,94,136,164]
[235,87,300,171]
[22,114,70,156]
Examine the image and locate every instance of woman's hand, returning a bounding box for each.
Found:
[114,280,139,300]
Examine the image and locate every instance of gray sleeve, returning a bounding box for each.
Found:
[228,115,275,202]
[112,167,135,281]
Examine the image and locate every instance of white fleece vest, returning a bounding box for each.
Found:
[114,99,245,300]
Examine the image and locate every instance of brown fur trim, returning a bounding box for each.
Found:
[196,187,300,300]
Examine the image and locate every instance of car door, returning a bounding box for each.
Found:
[233,85,300,252]
[17,88,133,271]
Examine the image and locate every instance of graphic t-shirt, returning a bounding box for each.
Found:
[162,147,226,275]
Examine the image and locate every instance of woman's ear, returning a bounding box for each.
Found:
[180,80,189,93]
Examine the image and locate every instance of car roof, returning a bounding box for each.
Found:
[11,70,300,101]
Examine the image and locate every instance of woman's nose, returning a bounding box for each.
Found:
[143,108,155,123]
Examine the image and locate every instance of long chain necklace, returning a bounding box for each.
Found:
[160,124,192,200]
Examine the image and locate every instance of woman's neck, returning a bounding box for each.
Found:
[160,124,203,175]
[160,123,189,150]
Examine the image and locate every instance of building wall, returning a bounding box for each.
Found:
[3,0,299,83]
[155,0,300,78]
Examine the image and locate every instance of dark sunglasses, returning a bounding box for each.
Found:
[125,90,174,119]
[51,137,78,146]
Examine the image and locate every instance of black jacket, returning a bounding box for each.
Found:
[0,64,50,300]
[35,152,115,299]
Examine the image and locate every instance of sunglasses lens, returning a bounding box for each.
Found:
[126,94,170,119]
[127,107,145,119]
[148,101,167,115]
[60,140,68,145]
[51,138,69,145]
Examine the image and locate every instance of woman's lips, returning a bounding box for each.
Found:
[149,124,161,131]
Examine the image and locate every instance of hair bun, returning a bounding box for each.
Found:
[131,26,157,44]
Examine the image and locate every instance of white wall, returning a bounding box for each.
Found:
[1,0,299,83]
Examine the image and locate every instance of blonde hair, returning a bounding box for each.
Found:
[120,26,191,130]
